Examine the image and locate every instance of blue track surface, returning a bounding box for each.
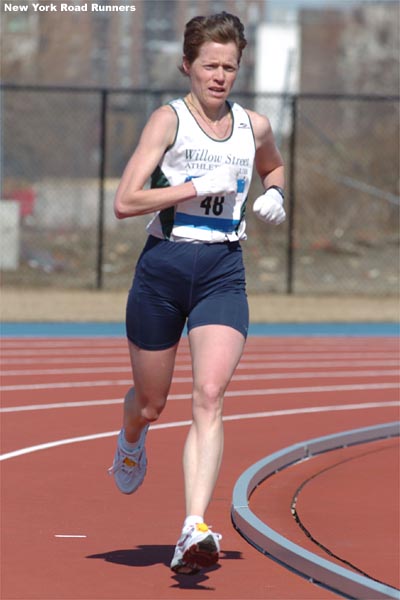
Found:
[0,321,398,337]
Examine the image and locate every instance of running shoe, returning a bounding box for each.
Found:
[108,425,149,494]
[170,522,222,575]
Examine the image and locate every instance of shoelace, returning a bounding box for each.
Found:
[107,446,142,476]
[207,527,222,541]
[179,523,222,544]
[108,426,149,476]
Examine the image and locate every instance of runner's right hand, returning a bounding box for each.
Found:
[191,164,240,196]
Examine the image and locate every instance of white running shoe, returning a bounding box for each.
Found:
[170,522,222,575]
[108,425,149,494]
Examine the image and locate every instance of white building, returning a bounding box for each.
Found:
[255,17,300,143]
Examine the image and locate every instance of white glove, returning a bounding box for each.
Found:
[191,164,240,196]
[253,187,286,225]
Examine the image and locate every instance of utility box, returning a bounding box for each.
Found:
[0,200,20,270]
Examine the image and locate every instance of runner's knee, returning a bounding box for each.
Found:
[193,382,224,414]
[125,386,166,423]
[140,404,163,422]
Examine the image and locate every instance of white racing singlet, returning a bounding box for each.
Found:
[146,98,256,243]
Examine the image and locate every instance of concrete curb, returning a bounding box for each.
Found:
[231,422,400,599]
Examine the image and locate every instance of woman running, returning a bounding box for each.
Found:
[109,11,285,575]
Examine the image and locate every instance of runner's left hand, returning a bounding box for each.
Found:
[253,188,286,225]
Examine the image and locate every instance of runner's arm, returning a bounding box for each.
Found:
[247,110,285,191]
[114,106,196,219]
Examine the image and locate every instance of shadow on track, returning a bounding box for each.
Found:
[87,546,242,590]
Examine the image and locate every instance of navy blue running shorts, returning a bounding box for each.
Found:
[126,235,249,350]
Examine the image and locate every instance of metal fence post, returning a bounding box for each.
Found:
[96,89,108,289]
[287,94,298,294]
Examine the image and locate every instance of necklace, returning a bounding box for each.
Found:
[186,94,231,140]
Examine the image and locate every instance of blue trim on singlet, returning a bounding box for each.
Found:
[174,212,240,232]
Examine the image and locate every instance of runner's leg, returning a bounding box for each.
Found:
[123,340,179,443]
[184,324,246,517]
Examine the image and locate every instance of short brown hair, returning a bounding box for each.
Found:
[180,12,247,74]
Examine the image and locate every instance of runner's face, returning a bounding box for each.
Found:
[184,41,239,107]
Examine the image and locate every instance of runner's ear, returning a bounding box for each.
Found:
[181,57,190,75]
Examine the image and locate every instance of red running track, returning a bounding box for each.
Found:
[1,335,399,599]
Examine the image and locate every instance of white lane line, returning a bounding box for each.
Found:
[0,356,132,366]
[2,361,400,380]
[203,360,400,371]
[172,382,400,398]
[1,379,132,391]
[1,399,122,412]
[54,535,87,538]
[1,366,133,376]
[2,341,125,348]
[1,402,398,462]
[0,360,400,377]
[2,370,400,392]
[1,348,129,357]
[241,352,399,360]
[233,370,400,381]
[2,356,398,369]
[1,385,399,413]
[1,348,397,360]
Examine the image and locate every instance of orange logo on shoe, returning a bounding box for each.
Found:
[123,456,137,467]
[196,523,209,532]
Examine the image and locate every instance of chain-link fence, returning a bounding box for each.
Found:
[1,85,399,295]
